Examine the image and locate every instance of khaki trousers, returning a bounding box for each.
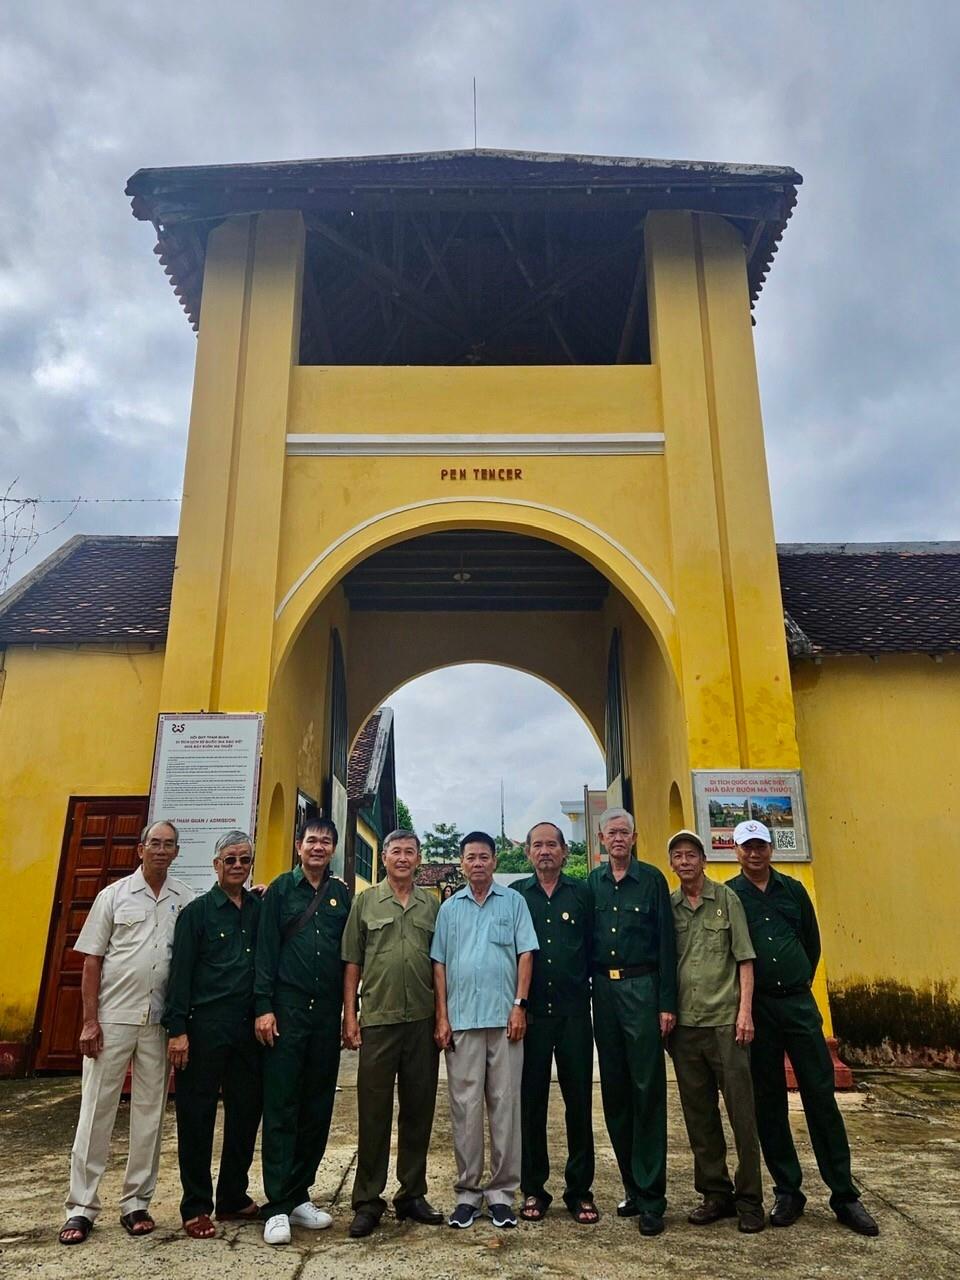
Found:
[672,1023,763,1212]
[65,1022,169,1222]
[445,1027,523,1209]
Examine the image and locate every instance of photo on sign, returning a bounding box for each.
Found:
[692,769,810,863]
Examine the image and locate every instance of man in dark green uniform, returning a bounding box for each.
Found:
[165,830,262,1237]
[255,816,350,1246]
[728,819,879,1237]
[513,822,597,1225]
[342,828,442,1237]
[587,807,676,1237]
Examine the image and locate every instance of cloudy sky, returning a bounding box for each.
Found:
[3,2,958,837]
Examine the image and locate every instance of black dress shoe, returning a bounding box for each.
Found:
[738,1208,766,1233]
[638,1212,665,1236]
[688,1197,736,1225]
[835,1201,879,1237]
[394,1196,444,1225]
[616,1198,639,1218]
[349,1208,382,1238]
[769,1194,804,1228]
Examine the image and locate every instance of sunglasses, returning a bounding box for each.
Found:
[218,854,253,867]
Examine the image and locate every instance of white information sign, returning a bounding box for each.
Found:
[149,713,264,893]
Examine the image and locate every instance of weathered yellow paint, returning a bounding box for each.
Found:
[0,646,163,1038]
[793,656,960,997]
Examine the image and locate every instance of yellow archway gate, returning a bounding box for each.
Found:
[146,152,827,1021]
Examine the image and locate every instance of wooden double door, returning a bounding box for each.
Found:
[34,797,148,1071]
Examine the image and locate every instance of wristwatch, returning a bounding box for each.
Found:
[513,997,529,1009]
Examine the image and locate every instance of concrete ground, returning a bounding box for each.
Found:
[1,1054,959,1280]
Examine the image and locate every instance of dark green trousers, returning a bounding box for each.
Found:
[261,1002,342,1217]
[671,1024,763,1212]
[352,1018,439,1212]
[520,1010,595,1208]
[751,990,858,1208]
[593,973,667,1216]
[174,1011,262,1221]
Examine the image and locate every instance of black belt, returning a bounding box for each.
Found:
[596,963,657,981]
[760,983,811,999]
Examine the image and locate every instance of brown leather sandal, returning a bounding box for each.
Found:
[183,1214,217,1239]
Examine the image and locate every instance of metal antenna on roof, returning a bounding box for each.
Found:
[473,77,478,150]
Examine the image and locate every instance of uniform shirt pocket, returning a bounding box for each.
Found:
[366,916,397,955]
[703,916,732,950]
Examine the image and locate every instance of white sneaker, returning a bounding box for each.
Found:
[289,1201,333,1230]
[263,1213,291,1245]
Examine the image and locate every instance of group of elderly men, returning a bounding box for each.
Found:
[58,807,879,1247]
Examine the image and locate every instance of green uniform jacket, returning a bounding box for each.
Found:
[728,869,820,995]
[587,857,677,1013]
[512,873,592,1016]
[254,865,351,1016]
[163,885,261,1035]
[341,880,439,1026]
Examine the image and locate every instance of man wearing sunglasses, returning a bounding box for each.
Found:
[164,830,262,1239]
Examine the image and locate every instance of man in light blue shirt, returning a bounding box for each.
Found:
[432,831,538,1229]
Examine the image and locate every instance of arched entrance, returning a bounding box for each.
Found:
[259,525,687,884]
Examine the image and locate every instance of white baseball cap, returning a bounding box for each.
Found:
[733,820,772,845]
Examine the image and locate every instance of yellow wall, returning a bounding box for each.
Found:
[792,654,960,1063]
[0,645,163,1040]
[354,814,380,892]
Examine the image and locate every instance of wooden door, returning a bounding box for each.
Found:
[33,797,148,1071]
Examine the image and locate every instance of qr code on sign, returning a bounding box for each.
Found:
[774,828,797,851]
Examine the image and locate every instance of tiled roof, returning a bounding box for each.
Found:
[4,535,958,657]
[415,862,461,887]
[347,710,381,801]
[0,535,176,642]
[777,544,960,655]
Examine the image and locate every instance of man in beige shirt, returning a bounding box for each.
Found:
[59,820,193,1246]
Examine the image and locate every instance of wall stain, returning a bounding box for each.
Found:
[830,979,960,1068]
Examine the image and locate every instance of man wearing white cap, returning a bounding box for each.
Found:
[728,820,879,1238]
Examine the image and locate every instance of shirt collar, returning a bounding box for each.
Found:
[601,857,641,882]
[210,883,246,908]
[527,872,573,897]
[292,864,330,889]
[671,876,716,910]
[129,864,172,901]
[376,877,419,904]
[454,881,504,902]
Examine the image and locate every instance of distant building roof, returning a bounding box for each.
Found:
[778,543,960,656]
[415,862,460,887]
[3,535,959,657]
[0,535,174,643]
[347,707,394,804]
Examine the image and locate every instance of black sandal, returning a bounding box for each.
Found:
[120,1209,155,1236]
[58,1216,93,1245]
[520,1195,548,1221]
[570,1198,600,1224]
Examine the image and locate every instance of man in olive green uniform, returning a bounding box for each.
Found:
[587,808,676,1237]
[342,829,443,1237]
[514,822,597,1224]
[255,817,351,1245]
[729,819,879,1237]
[165,830,262,1237]
[668,829,764,1234]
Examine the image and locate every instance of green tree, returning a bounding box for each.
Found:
[492,844,529,873]
[422,821,463,862]
[396,797,414,832]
